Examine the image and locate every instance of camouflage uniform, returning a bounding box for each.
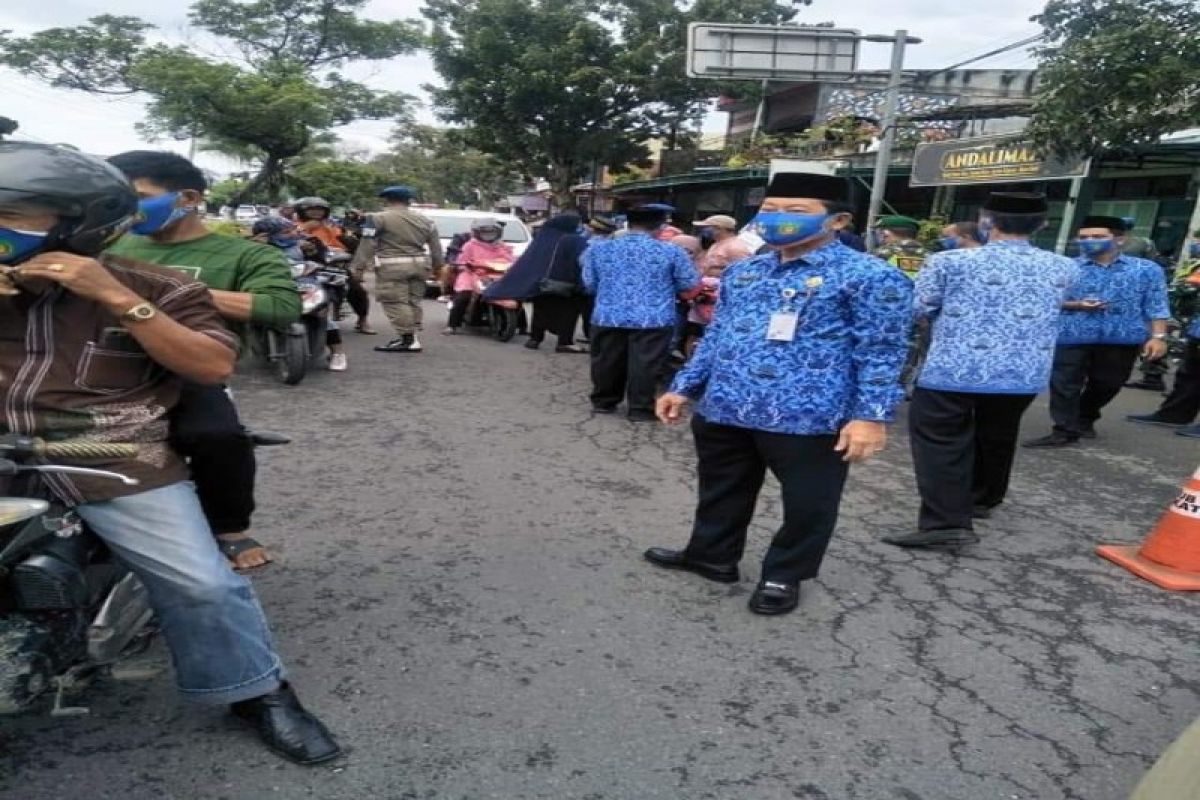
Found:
[350,207,443,338]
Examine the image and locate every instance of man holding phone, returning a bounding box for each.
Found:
[1025,215,1170,447]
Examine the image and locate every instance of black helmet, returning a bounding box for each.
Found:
[0,142,137,262]
[293,196,331,214]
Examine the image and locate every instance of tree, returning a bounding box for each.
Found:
[1028,0,1200,156]
[0,117,16,140]
[0,2,423,202]
[422,0,798,204]
[289,159,410,209]
[371,124,521,207]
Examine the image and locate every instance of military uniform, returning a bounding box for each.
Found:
[350,206,444,342]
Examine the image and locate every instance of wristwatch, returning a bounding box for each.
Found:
[121,301,158,324]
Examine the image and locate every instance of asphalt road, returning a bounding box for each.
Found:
[1,300,1198,800]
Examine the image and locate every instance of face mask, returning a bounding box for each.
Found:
[478,231,501,243]
[939,237,959,251]
[131,192,191,235]
[977,218,993,244]
[1189,242,1200,259]
[0,227,50,264]
[270,234,302,249]
[1078,239,1116,257]
[753,211,829,247]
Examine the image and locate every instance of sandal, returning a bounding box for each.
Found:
[218,535,273,572]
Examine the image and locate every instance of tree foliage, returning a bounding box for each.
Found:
[423,0,799,203]
[371,124,521,208]
[0,2,423,202]
[1028,0,1200,156]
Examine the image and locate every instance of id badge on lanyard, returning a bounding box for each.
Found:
[767,277,822,342]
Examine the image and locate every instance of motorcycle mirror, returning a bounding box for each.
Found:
[0,498,50,526]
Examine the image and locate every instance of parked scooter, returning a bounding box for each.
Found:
[0,435,152,716]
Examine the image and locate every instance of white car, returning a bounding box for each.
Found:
[418,209,532,258]
[233,205,260,223]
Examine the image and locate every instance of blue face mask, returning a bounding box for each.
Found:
[1078,238,1116,257]
[0,227,50,264]
[1188,242,1200,259]
[270,234,302,249]
[939,236,959,251]
[977,218,993,244]
[131,192,191,235]
[753,211,829,247]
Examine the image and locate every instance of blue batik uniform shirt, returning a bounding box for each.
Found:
[1058,254,1170,345]
[670,241,913,435]
[582,232,700,328]
[915,241,1079,395]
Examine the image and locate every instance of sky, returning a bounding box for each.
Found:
[0,0,1047,176]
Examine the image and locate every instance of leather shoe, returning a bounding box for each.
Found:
[1127,414,1187,428]
[971,505,993,520]
[231,683,342,765]
[1177,424,1200,439]
[882,529,980,549]
[643,547,739,583]
[1022,432,1078,448]
[748,581,799,615]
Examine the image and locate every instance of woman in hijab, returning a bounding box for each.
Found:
[484,212,589,353]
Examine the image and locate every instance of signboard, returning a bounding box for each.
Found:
[687,24,860,81]
[910,135,1088,187]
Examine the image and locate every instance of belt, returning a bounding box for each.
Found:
[377,255,428,264]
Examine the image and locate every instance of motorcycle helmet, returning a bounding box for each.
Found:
[293,196,332,218]
[471,218,504,242]
[378,185,415,202]
[0,142,138,264]
[251,216,293,237]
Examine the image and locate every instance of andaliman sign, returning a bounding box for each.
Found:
[910,135,1088,187]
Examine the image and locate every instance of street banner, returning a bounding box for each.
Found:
[909,135,1088,187]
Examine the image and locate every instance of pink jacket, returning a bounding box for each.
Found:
[454,239,515,292]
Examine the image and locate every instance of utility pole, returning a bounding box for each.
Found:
[864,31,920,233]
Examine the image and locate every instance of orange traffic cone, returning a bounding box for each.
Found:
[1097,465,1200,590]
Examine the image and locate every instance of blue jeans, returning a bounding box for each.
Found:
[75,482,285,705]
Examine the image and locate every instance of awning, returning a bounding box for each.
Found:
[609,167,768,195]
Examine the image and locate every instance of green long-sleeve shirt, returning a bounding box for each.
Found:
[107,232,301,334]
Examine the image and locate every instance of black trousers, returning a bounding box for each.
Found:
[346,274,370,319]
[168,383,256,535]
[589,325,673,414]
[446,290,474,329]
[683,416,849,584]
[910,387,1036,532]
[580,297,595,340]
[1157,338,1200,423]
[1049,344,1140,436]
[530,295,583,344]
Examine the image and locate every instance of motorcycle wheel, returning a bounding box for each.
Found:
[0,618,53,714]
[277,330,308,385]
[490,306,518,342]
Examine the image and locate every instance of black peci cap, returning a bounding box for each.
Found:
[627,204,671,226]
[765,172,849,202]
[983,192,1048,214]
[1079,215,1129,233]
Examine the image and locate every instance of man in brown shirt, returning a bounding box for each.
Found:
[0,141,339,764]
[350,185,444,352]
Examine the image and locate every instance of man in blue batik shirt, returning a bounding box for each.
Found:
[884,193,1079,550]
[582,204,699,421]
[1024,215,1170,447]
[646,173,912,616]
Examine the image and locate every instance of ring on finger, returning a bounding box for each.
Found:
[48,263,65,273]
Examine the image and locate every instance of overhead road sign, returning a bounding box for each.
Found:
[686,24,860,81]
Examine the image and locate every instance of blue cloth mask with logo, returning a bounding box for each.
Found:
[131,192,191,235]
[939,236,959,251]
[1077,238,1116,258]
[0,227,50,264]
[977,218,993,244]
[753,211,829,247]
[1189,242,1200,259]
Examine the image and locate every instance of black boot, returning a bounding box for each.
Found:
[231,683,341,765]
[375,333,422,353]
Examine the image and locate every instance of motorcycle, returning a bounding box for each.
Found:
[254,260,349,385]
[0,435,153,716]
[460,260,522,342]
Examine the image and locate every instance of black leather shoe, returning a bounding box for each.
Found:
[1078,424,1097,439]
[971,505,993,520]
[643,547,739,583]
[1022,432,1078,448]
[748,581,799,616]
[231,683,342,765]
[1127,414,1187,428]
[882,529,980,549]
[591,404,617,414]
[1125,378,1166,391]
[627,411,657,423]
[1177,424,1200,439]
[524,339,541,350]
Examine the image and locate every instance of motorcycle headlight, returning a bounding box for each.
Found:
[0,498,49,526]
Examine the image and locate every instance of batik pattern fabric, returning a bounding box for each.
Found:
[1058,255,1170,345]
[581,232,700,328]
[670,242,913,435]
[915,241,1079,395]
